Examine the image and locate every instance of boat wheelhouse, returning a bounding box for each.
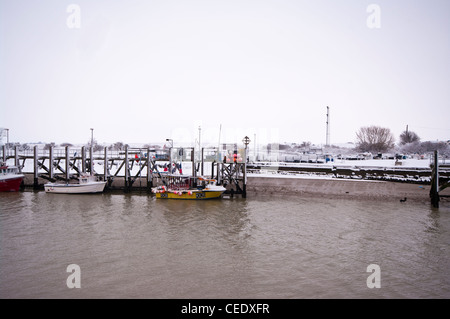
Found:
[0,164,24,192]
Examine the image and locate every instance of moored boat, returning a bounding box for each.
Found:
[0,163,24,192]
[44,173,106,194]
[152,175,226,200]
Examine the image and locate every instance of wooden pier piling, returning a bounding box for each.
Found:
[49,146,54,180]
[65,146,70,182]
[104,147,108,182]
[14,146,20,173]
[81,146,86,173]
[33,146,39,189]
[124,146,130,193]
[150,150,164,187]
[430,150,450,208]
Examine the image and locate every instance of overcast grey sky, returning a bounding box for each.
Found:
[1,0,449,146]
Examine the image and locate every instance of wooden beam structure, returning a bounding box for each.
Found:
[1,143,249,197]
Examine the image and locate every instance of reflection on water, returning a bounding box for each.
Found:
[0,191,449,298]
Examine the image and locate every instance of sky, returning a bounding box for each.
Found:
[1,0,449,147]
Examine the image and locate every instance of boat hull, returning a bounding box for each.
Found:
[0,175,24,192]
[155,190,224,200]
[44,182,106,194]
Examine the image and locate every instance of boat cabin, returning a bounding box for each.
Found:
[78,174,99,184]
[162,175,219,191]
[0,166,20,175]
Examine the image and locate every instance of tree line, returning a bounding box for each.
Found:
[355,125,449,156]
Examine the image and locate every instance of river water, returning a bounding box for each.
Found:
[0,190,449,299]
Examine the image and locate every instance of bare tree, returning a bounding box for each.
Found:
[400,130,420,145]
[401,141,449,157]
[356,126,395,153]
[19,143,30,151]
[300,141,311,148]
[86,139,103,152]
[108,142,125,151]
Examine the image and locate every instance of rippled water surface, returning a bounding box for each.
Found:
[1,191,449,298]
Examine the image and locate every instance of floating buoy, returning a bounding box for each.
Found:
[188,191,192,195]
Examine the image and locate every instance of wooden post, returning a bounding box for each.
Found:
[243,164,247,198]
[125,145,130,192]
[90,145,94,175]
[191,148,196,187]
[104,147,108,183]
[169,147,172,175]
[435,150,439,196]
[81,146,86,173]
[49,146,54,180]
[33,145,39,189]
[14,145,20,173]
[430,150,440,208]
[146,147,152,190]
[65,146,70,182]
[216,160,221,184]
[201,147,204,176]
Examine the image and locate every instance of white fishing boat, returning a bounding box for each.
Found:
[44,173,106,194]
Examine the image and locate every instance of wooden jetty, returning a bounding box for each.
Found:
[1,144,249,197]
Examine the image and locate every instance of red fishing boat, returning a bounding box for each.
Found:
[0,163,24,192]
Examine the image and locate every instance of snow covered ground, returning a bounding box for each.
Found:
[254,158,435,169]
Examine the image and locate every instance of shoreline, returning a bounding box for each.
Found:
[246,175,431,201]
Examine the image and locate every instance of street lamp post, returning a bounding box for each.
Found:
[242,136,251,163]
[166,138,173,148]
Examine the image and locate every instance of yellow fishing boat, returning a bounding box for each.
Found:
[152,175,226,200]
